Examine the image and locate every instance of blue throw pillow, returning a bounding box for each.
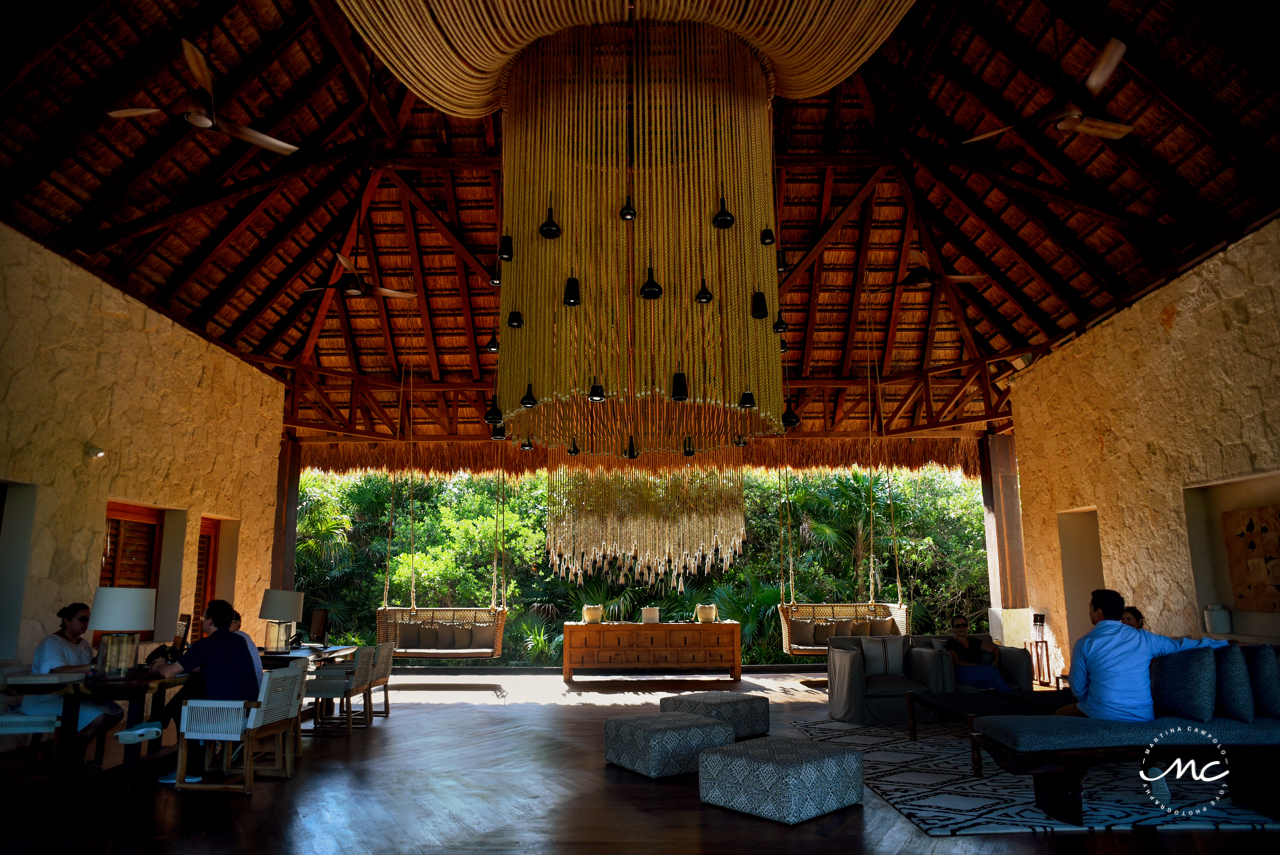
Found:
[1150,647,1215,723]
[1241,644,1280,719]
[1214,645,1254,723]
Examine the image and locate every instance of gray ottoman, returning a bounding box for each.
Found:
[604,712,735,778]
[660,691,769,739]
[699,737,863,824]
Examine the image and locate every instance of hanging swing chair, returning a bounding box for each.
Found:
[777,357,911,657]
[374,372,508,659]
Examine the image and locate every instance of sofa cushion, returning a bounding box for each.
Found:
[1151,647,1215,723]
[419,626,440,649]
[1242,644,1280,719]
[1215,645,1255,723]
[454,626,473,649]
[789,619,816,647]
[861,637,905,677]
[813,623,838,646]
[435,625,455,649]
[869,618,898,636]
[864,675,929,697]
[396,622,420,649]
[470,623,495,650]
[974,714,1280,752]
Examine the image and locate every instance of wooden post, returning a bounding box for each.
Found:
[978,433,1028,610]
[270,434,302,590]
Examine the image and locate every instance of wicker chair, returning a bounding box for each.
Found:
[366,642,396,718]
[174,666,307,793]
[778,602,912,656]
[0,712,61,766]
[303,646,375,736]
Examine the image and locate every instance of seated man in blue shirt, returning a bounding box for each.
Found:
[1057,588,1226,721]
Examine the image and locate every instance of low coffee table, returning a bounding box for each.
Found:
[905,690,1076,740]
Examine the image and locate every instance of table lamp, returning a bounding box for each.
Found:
[259,589,304,654]
[87,587,156,678]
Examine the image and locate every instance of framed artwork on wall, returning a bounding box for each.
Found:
[1222,504,1280,611]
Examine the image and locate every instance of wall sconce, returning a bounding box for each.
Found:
[85,444,106,459]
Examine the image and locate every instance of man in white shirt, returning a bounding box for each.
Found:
[1058,589,1226,721]
[230,611,264,686]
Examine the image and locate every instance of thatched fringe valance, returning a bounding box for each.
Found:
[334,0,916,116]
[299,436,980,477]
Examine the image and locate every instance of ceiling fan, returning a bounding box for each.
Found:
[107,39,299,156]
[964,37,1132,144]
[304,249,418,300]
[896,251,987,288]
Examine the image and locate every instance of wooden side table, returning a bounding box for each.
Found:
[1024,640,1052,687]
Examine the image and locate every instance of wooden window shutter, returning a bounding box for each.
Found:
[101,502,163,589]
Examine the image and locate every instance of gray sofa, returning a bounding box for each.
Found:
[828,634,1033,725]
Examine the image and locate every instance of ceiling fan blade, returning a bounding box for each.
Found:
[1085,38,1126,98]
[373,287,418,300]
[963,125,1013,144]
[107,107,165,118]
[1074,117,1133,139]
[336,252,357,273]
[181,39,216,100]
[212,119,299,155]
[908,249,929,267]
[300,286,333,293]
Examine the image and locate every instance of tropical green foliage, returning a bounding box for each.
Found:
[291,465,990,664]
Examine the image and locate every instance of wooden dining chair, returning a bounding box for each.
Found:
[367,642,396,718]
[302,646,374,736]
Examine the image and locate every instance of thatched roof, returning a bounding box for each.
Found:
[3,0,1278,468]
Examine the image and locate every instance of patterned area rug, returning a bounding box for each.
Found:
[792,719,1280,835]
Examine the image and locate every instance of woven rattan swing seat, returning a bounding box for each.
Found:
[376,607,507,659]
[778,602,911,657]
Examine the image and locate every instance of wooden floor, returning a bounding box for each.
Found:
[0,673,1265,854]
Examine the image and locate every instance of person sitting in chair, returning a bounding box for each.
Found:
[230,611,264,687]
[21,603,124,762]
[1057,589,1226,720]
[945,615,1010,692]
[1122,606,1145,630]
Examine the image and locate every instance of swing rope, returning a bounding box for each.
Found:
[868,337,903,606]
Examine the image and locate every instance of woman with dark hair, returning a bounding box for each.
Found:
[1122,606,1145,630]
[21,602,124,754]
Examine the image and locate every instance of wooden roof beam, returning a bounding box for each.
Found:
[442,171,481,381]
[307,0,400,143]
[360,213,399,376]
[385,170,495,289]
[779,165,891,297]
[801,168,835,376]
[839,193,877,377]
[398,193,442,381]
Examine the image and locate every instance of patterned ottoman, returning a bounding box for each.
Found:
[604,712,735,778]
[699,737,863,824]
[660,691,769,739]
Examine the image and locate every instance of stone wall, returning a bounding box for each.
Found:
[1010,221,1280,674]
[0,224,284,662]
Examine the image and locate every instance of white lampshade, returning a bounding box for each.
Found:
[259,589,304,622]
[87,587,156,632]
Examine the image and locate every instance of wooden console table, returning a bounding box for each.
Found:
[562,621,741,682]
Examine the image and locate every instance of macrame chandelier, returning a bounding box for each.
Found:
[547,466,745,587]
[492,23,783,459]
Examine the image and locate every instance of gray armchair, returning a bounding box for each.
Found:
[827,635,1035,726]
[827,637,945,725]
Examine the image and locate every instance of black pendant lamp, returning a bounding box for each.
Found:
[750,289,768,320]
[490,422,506,440]
[620,195,637,221]
[759,227,776,246]
[484,397,503,425]
[498,235,513,262]
[712,196,735,229]
[588,377,606,402]
[489,272,501,287]
[484,332,500,353]
[695,277,713,304]
[624,436,639,459]
[563,275,581,307]
[683,436,695,457]
[539,195,561,239]
[671,371,689,402]
[733,434,749,448]
[781,400,801,428]
[776,250,789,274]
[640,252,662,300]
[520,383,538,408]
[507,310,524,328]
[567,437,581,456]
[773,311,789,333]
[520,438,533,451]
[738,391,757,410]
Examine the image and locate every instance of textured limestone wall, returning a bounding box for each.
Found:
[1011,221,1280,674]
[0,224,284,662]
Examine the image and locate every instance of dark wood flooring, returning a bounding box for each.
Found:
[0,674,1266,853]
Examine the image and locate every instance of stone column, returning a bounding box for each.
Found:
[979,433,1030,645]
[269,435,302,590]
